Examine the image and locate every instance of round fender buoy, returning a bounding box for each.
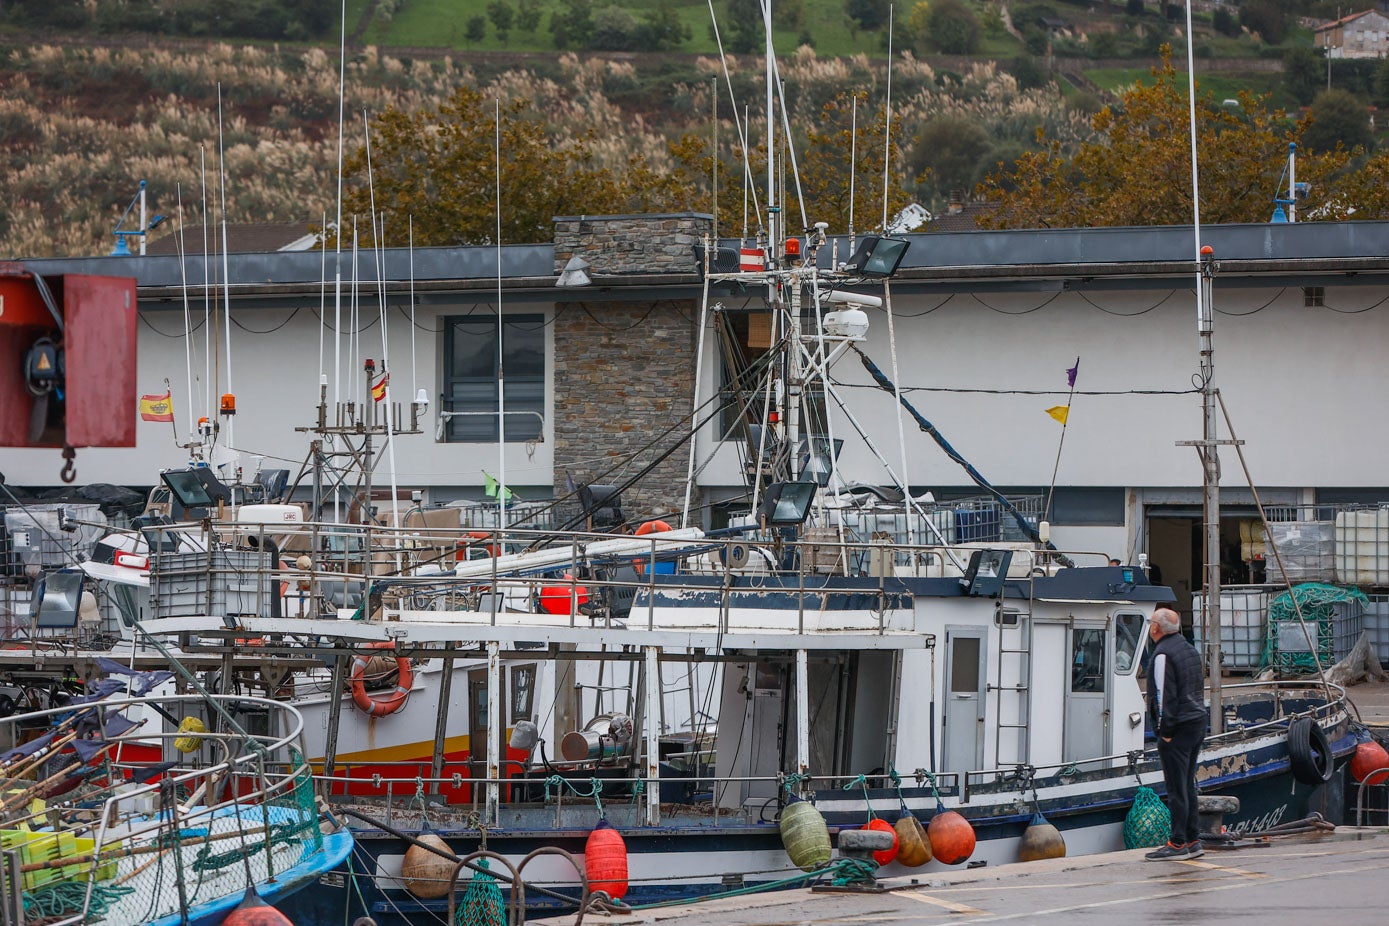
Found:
[894,813,932,867]
[864,817,898,866]
[222,886,294,926]
[585,820,629,899]
[779,795,832,871]
[1018,812,1066,862]
[927,809,975,865]
[1351,740,1389,786]
[402,833,455,899]
[1123,786,1171,849]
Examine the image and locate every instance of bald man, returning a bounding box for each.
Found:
[1143,607,1208,861]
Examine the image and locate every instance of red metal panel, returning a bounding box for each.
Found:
[64,275,137,448]
[0,324,43,446]
[0,276,53,328]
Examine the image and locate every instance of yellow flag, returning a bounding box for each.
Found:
[1045,405,1069,425]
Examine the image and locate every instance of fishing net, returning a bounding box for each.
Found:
[1123,787,1171,849]
[1259,583,1368,674]
[456,857,506,926]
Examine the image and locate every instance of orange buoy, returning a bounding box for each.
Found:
[633,520,673,575]
[402,833,455,899]
[349,642,414,718]
[539,574,590,615]
[894,813,932,867]
[584,820,629,899]
[222,886,293,926]
[1351,740,1389,785]
[864,817,899,866]
[927,809,975,865]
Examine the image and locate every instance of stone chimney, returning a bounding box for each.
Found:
[553,212,713,276]
[948,190,965,216]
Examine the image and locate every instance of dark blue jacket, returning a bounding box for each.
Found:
[1146,632,1207,737]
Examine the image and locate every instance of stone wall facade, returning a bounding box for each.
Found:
[553,213,713,276]
[552,299,698,523]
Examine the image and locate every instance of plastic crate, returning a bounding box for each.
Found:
[1366,595,1389,667]
[1335,508,1389,586]
[3,504,105,569]
[150,549,272,619]
[1267,598,1364,673]
[1191,587,1270,671]
[1263,521,1335,584]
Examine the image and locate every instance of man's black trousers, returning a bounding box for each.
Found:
[1157,723,1206,845]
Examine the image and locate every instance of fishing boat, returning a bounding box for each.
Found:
[105,225,1354,925]
[0,659,352,925]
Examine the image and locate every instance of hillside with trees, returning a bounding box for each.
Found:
[2,1,1389,255]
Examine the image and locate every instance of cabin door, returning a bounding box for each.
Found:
[468,668,505,780]
[1063,621,1110,762]
[943,626,987,774]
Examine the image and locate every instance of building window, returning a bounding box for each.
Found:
[442,313,545,442]
[1303,286,1325,307]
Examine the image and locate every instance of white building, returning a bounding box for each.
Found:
[8,216,1389,621]
[1315,9,1389,58]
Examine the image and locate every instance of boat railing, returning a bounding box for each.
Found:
[138,519,1121,636]
[0,694,320,924]
[1354,766,1389,826]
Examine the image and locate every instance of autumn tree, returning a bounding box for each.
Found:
[977,51,1351,229]
[341,87,686,246]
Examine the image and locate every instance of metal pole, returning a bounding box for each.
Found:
[795,649,809,781]
[486,641,501,825]
[644,646,661,825]
[324,653,348,780]
[431,656,455,794]
[1199,248,1223,734]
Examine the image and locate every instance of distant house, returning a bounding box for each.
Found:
[144,222,319,256]
[1315,9,1389,59]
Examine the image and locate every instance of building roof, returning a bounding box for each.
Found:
[1314,9,1378,32]
[144,223,318,256]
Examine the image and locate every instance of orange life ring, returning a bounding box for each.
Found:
[633,520,673,575]
[457,530,501,562]
[349,642,414,718]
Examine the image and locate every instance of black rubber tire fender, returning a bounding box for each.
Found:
[1288,716,1334,785]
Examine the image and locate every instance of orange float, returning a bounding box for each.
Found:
[222,886,293,926]
[1351,740,1389,785]
[349,642,414,718]
[864,817,899,866]
[584,820,629,899]
[927,809,976,865]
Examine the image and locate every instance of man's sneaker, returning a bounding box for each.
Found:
[1183,840,1204,859]
[1144,841,1190,861]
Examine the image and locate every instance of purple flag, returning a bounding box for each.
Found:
[1065,358,1079,388]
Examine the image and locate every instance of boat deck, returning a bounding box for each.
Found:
[552,828,1389,926]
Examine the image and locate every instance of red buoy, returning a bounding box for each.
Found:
[927,809,975,865]
[864,817,899,866]
[584,820,629,899]
[1351,740,1389,786]
[222,886,293,926]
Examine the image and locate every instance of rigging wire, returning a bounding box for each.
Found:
[175,183,195,438]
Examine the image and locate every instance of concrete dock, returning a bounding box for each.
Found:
[585,829,1389,926]
[560,680,1389,926]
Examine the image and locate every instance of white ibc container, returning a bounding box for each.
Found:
[1335,509,1389,586]
[1366,595,1389,667]
[1191,586,1270,670]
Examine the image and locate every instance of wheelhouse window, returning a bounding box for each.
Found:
[442,313,545,442]
[1070,628,1106,693]
[1114,612,1146,675]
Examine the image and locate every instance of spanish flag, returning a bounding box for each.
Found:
[139,392,174,422]
[371,372,389,403]
[1045,405,1069,425]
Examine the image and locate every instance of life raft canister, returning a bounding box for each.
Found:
[349,642,414,718]
[632,520,673,575]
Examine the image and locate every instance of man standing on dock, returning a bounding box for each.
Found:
[1144,607,1208,861]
